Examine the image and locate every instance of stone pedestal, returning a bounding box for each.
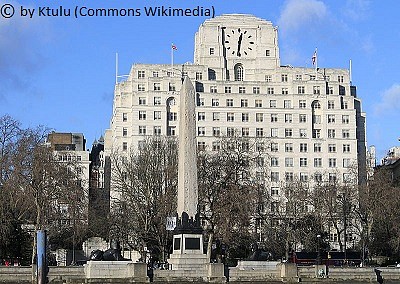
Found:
[84,261,148,282]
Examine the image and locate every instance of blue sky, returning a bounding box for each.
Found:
[1,0,399,161]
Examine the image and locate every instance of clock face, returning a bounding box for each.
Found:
[224,28,255,57]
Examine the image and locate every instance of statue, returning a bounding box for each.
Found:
[247,243,273,261]
[89,240,130,261]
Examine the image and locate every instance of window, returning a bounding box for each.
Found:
[300,158,308,167]
[285,172,294,182]
[198,112,205,121]
[253,87,260,94]
[285,158,294,167]
[342,101,349,109]
[338,75,344,83]
[285,143,293,152]
[198,97,205,106]
[313,129,321,138]
[256,128,264,137]
[257,157,265,167]
[154,97,161,105]
[138,70,145,79]
[154,126,161,136]
[256,142,264,152]
[328,100,335,109]
[314,143,322,152]
[313,115,321,124]
[299,114,307,123]
[122,113,127,122]
[138,126,146,135]
[267,87,274,94]
[227,113,235,122]
[314,173,323,182]
[154,83,161,91]
[312,101,321,109]
[271,172,279,182]
[256,113,263,122]
[271,157,279,167]
[313,86,320,94]
[213,112,220,121]
[342,115,350,124]
[196,72,202,80]
[154,111,161,120]
[271,187,279,196]
[212,141,220,151]
[285,114,292,123]
[328,144,336,153]
[198,127,205,136]
[168,112,177,121]
[242,113,249,122]
[226,98,233,106]
[285,128,293,137]
[310,75,316,80]
[271,143,279,152]
[270,100,277,108]
[241,99,248,107]
[281,74,288,82]
[328,86,334,94]
[342,130,350,138]
[314,158,322,167]
[282,88,289,95]
[270,114,278,122]
[343,158,351,168]
[225,86,232,93]
[153,71,159,77]
[329,158,337,168]
[271,128,278,137]
[138,84,146,91]
[296,74,303,81]
[328,114,335,123]
[213,127,220,137]
[123,127,128,137]
[168,126,176,136]
[208,69,216,80]
[234,64,244,81]
[210,86,217,93]
[343,144,351,153]
[209,47,215,55]
[139,111,146,120]
[122,142,128,151]
[328,129,336,138]
[227,127,235,137]
[197,141,206,151]
[265,75,272,82]
[284,100,292,108]
[212,99,219,106]
[329,173,337,183]
[266,50,271,56]
[300,173,308,182]
[299,100,306,108]
[255,99,262,108]
[239,86,246,93]
[300,143,308,152]
[242,128,249,137]
[169,83,176,91]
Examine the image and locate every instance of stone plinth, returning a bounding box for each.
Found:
[84,261,148,282]
[153,263,225,283]
[278,263,299,282]
[169,233,208,270]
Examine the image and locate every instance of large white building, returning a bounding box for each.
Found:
[105,14,367,187]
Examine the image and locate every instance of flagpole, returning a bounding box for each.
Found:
[171,43,174,75]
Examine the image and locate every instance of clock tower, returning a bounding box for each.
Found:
[194,14,280,81]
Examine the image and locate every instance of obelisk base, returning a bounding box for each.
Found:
[169,233,208,270]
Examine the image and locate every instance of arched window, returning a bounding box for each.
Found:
[234,64,244,81]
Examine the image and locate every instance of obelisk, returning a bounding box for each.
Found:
[177,76,198,219]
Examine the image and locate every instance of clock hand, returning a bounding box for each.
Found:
[237,33,243,57]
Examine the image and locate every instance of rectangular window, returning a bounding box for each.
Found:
[285,158,294,167]
[256,142,264,152]
[329,158,337,168]
[270,114,278,122]
[270,100,277,108]
[282,88,289,95]
[122,113,127,122]
[328,144,336,153]
[338,75,344,83]
[138,126,146,135]
[239,87,246,94]
[153,71,159,77]
[198,97,205,106]
[139,111,146,120]
[314,143,322,152]
[271,187,279,196]
[169,83,176,91]
[315,173,323,182]
[227,127,235,137]
[300,158,308,167]
[300,173,308,182]
[154,111,161,120]
[212,141,220,151]
[313,129,321,138]
[209,47,215,55]
[342,115,350,124]
[271,128,278,137]
[343,158,351,168]
[198,112,205,121]
[265,75,272,82]
[256,113,263,122]
[198,127,205,136]
[271,157,279,167]
[266,50,271,56]
[284,100,292,108]
[343,144,351,153]
[314,158,322,167]
[281,74,288,82]
[154,126,161,136]
[138,84,146,91]
[168,112,177,121]
[154,97,161,105]
[296,74,303,81]
[255,99,262,108]
[212,127,220,137]
[328,129,336,138]
[256,128,264,137]
[285,143,293,152]
[342,130,350,138]
[271,143,279,152]
[242,113,249,122]
[299,129,307,138]
[285,172,294,182]
[299,100,306,108]
[342,101,349,109]
[257,157,265,167]
[210,86,217,93]
[313,86,320,94]
[154,83,161,91]
[253,87,260,94]
[227,113,235,122]
[241,99,248,107]
[212,99,219,106]
[300,143,308,152]
[310,75,316,80]
[285,114,292,123]
[123,127,128,137]
[242,127,249,137]
[328,86,334,94]
[122,142,128,151]
[328,114,336,123]
[285,128,293,137]
[298,86,305,94]
[213,112,220,121]
[197,141,206,151]
[313,115,321,124]
[267,87,274,95]
[225,86,232,93]
[329,173,337,183]
[196,72,203,80]
[226,98,233,107]
[271,172,279,182]
[138,70,145,79]
[328,100,335,109]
